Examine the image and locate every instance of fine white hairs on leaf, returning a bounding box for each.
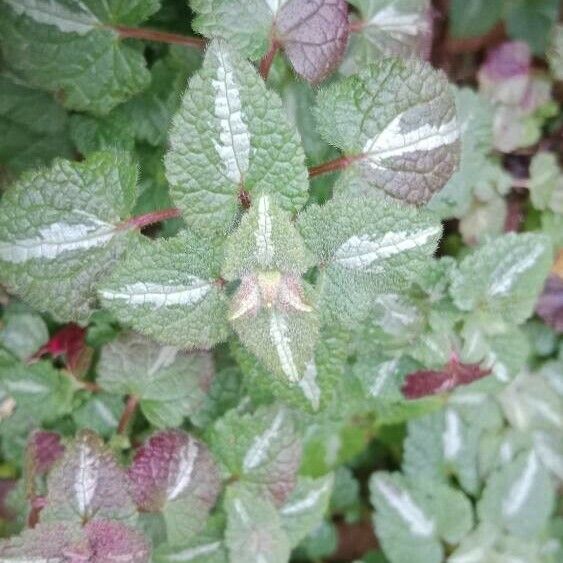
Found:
[363,114,459,168]
[334,226,440,270]
[375,476,435,537]
[166,441,199,501]
[255,196,274,266]
[0,215,116,264]
[502,451,539,518]
[243,409,285,471]
[211,45,251,184]
[269,312,300,382]
[100,279,211,308]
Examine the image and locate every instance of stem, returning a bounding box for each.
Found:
[113,25,206,49]
[259,41,279,81]
[121,207,182,230]
[117,395,139,435]
[308,154,359,178]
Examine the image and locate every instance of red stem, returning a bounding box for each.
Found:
[121,207,182,230]
[259,41,280,81]
[113,25,207,49]
[117,395,139,435]
[308,154,359,178]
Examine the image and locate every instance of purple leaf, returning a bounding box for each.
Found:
[276,0,349,83]
[84,520,150,562]
[480,41,531,81]
[536,274,563,333]
[26,430,65,476]
[128,430,221,545]
[402,358,491,399]
[42,430,136,524]
[0,521,150,562]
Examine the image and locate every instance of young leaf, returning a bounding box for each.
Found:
[273,0,349,83]
[225,481,291,563]
[128,430,221,546]
[298,197,442,323]
[26,430,65,476]
[0,152,138,322]
[98,333,214,428]
[536,274,563,333]
[280,474,334,547]
[478,450,555,538]
[450,233,553,324]
[99,231,230,349]
[209,405,301,505]
[0,1,157,115]
[344,0,433,74]
[314,58,460,203]
[42,429,137,524]
[165,40,308,236]
[72,392,122,436]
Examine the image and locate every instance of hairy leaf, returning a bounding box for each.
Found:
[315,58,460,203]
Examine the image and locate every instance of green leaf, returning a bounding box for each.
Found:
[98,332,214,428]
[42,429,137,524]
[314,58,460,203]
[99,231,230,349]
[370,472,473,563]
[225,481,291,563]
[0,72,73,174]
[548,24,563,80]
[505,0,560,55]
[528,152,563,213]
[0,309,48,360]
[449,0,503,38]
[0,152,138,323]
[72,392,122,436]
[449,233,553,324]
[343,0,432,74]
[478,450,556,538]
[298,197,442,324]
[165,40,308,236]
[0,1,155,114]
[280,474,334,547]
[209,405,301,505]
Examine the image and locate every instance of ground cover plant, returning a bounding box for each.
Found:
[0,0,562,561]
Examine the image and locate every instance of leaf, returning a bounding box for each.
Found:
[42,429,137,524]
[98,333,214,428]
[209,405,301,505]
[0,310,49,361]
[528,152,563,214]
[274,0,349,83]
[478,450,556,538]
[548,24,563,80]
[26,430,65,476]
[343,0,433,74]
[0,2,155,115]
[32,323,89,374]
[0,520,150,562]
[0,152,138,322]
[72,392,122,436]
[370,472,473,563]
[280,474,334,547]
[128,430,221,546]
[314,58,460,203]
[165,40,308,237]
[449,233,553,324]
[224,481,291,563]
[536,274,563,333]
[99,231,230,349]
[449,0,503,38]
[401,357,491,399]
[298,197,442,324]
[0,72,73,174]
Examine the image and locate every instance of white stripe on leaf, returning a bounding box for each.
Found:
[368,6,430,37]
[211,46,251,184]
[167,442,199,501]
[255,196,274,266]
[0,214,116,264]
[243,409,285,472]
[100,280,211,308]
[503,451,539,518]
[298,360,321,411]
[162,542,222,561]
[269,312,300,382]
[74,440,100,517]
[281,480,331,516]
[333,226,440,270]
[442,408,462,460]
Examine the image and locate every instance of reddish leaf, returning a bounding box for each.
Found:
[84,520,150,562]
[480,41,530,81]
[32,323,91,375]
[536,274,563,333]
[276,0,349,83]
[0,480,15,521]
[26,430,65,476]
[402,357,491,399]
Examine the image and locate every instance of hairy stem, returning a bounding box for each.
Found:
[308,154,359,178]
[117,395,139,435]
[113,25,207,49]
[122,207,182,230]
[259,41,280,81]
